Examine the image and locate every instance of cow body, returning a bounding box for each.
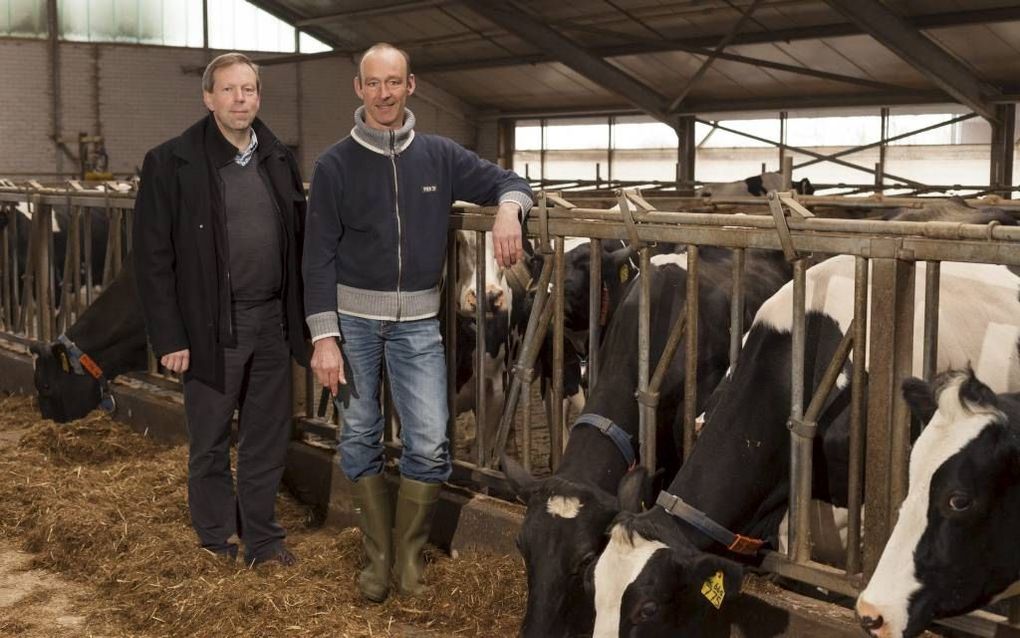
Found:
[504,247,791,637]
[591,255,1020,637]
[31,257,147,422]
[857,370,1020,638]
[700,172,814,197]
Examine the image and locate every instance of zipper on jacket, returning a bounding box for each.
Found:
[390,129,403,320]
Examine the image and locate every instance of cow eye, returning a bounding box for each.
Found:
[947,492,972,512]
[573,551,596,575]
[637,601,659,623]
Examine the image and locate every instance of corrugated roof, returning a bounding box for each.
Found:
[250,0,1020,118]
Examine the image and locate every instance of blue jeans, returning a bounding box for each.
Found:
[335,314,451,483]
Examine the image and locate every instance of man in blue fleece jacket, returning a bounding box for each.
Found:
[302,42,533,602]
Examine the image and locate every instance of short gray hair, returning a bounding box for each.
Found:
[202,52,261,94]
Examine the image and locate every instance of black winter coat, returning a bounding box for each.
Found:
[133,114,309,391]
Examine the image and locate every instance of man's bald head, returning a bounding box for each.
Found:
[357,43,411,81]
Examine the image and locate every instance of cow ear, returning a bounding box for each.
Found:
[501,453,539,502]
[958,368,997,411]
[617,466,650,513]
[686,554,743,609]
[902,377,937,427]
[28,341,45,359]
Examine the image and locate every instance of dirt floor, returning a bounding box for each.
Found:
[0,394,525,638]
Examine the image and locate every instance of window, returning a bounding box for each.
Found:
[3,0,333,52]
[59,0,205,46]
[0,0,48,38]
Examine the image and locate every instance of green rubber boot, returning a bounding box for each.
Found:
[393,477,442,596]
[351,473,393,602]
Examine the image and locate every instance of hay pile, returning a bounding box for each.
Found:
[0,394,525,637]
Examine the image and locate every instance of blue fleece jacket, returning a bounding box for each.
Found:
[303,108,533,340]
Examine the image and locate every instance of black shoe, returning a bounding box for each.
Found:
[248,546,297,568]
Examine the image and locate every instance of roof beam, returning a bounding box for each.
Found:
[420,6,1020,68]
[463,0,672,123]
[295,1,456,27]
[823,0,1000,121]
[418,47,910,93]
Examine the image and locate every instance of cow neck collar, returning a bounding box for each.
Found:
[570,413,635,467]
[56,334,116,413]
[350,106,416,156]
[655,490,765,556]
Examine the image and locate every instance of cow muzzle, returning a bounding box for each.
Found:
[855,599,892,638]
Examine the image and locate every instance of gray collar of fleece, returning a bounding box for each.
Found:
[351,106,416,156]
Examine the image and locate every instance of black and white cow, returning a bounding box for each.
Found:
[856,369,1020,638]
[30,256,147,422]
[590,255,1020,638]
[883,197,1016,226]
[503,247,792,637]
[700,172,814,197]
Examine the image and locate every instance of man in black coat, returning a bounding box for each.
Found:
[133,52,308,567]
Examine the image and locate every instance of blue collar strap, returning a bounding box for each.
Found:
[655,490,765,556]
[571,413,635,466]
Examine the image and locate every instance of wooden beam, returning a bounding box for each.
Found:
[823,0,1000,121]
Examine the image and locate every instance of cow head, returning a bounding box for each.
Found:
[504,456,652,637]
[29,341,101,423]
[856,370,1020,638]
[794,177,814,195]
[591,508,744,638]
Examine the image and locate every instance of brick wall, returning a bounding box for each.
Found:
[0,39,480,179]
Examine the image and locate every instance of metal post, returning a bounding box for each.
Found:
[521,367,534,473]
[588,237,602,389]
[781,155,794,191]
[878,107,889,192]
[728,248,745,368]
[922,261,940,383]
[445,233,458,444]
[990,103,1016,198]
[47,0,63,177]
[682,244,700,461]
[83,206,93,306]
[35,200,54,342]
[846,256,869,577]
[863,252,915,576]
[552,235,566,461]
[676,116,696,195]
[787,259,810,563]
[607,116,614,185]
[638,246,653,471]
[779,111,787,167]
[0,206,10,331]
[540,119,547,182]
[474,231,488,467]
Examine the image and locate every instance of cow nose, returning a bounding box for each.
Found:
[486,287,505,310]
[855,599,887,636]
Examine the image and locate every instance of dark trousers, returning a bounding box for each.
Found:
[183,299,291,561]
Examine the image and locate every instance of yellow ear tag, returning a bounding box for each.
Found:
[701,570,725,610]
[59,351,71,374]
[619,263,630,283]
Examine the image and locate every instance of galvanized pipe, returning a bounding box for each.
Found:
[36,200,54,342]
[489,258,555,466]
[83,207,93,306]
[846,256,870,576]
[922,261,941,383]
[552,236,566,463]
[521,367,533,473]
[445,233,458,445]
[729,248,745,368]
[588,237,602,389]
[683,244,700,461]
[1,206,11,331]
[638,246,653,472]
[788,259,810,563]
[70,204,82,323]
[474,230,487,467]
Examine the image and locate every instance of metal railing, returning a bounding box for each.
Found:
[2,180,1019,635]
